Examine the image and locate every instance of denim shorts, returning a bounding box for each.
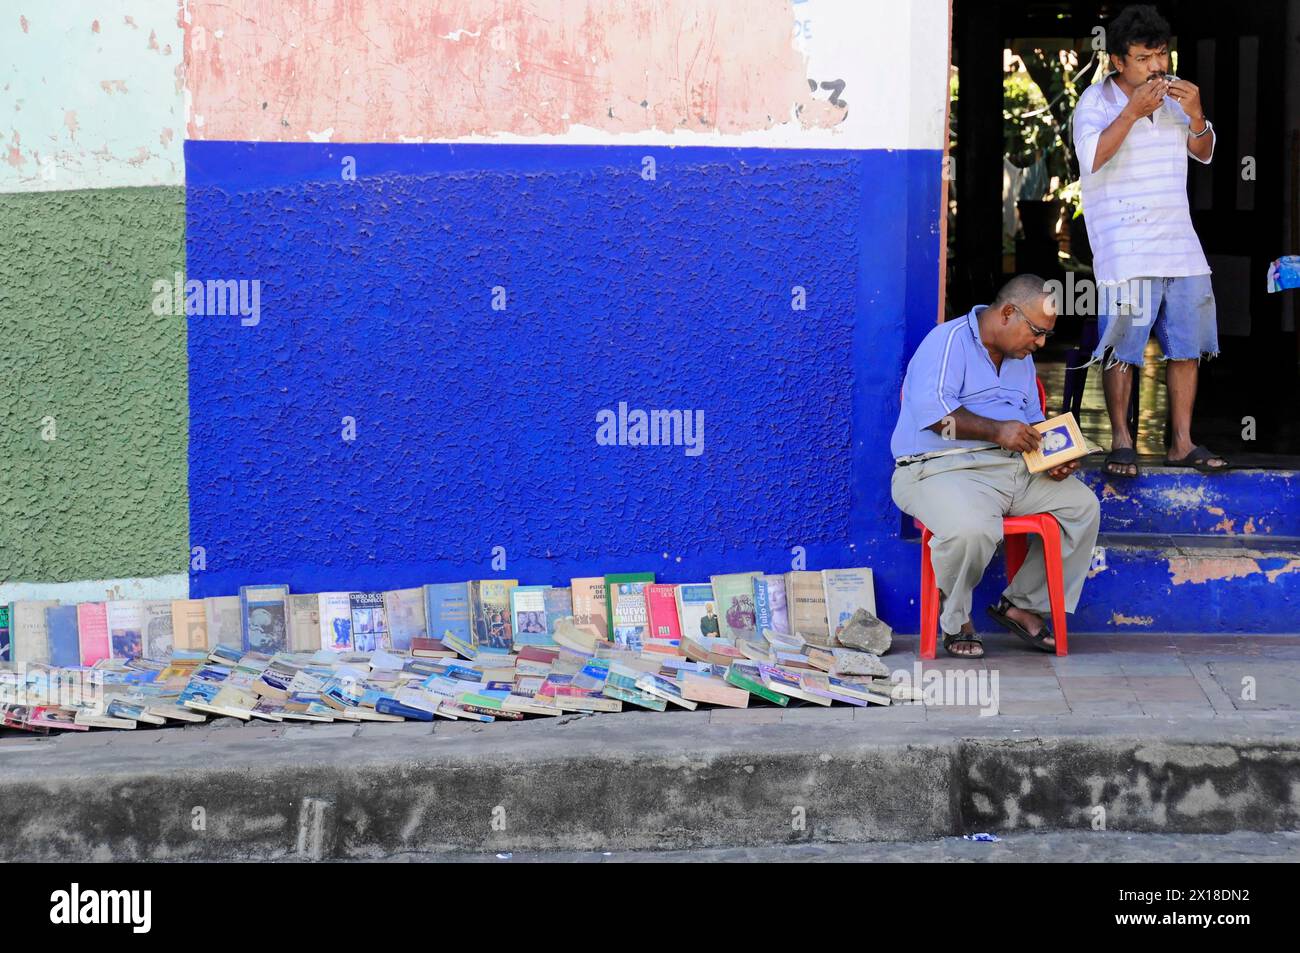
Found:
[1090,274,1218,368]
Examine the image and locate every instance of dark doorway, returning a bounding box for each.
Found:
[949,0,1300,465]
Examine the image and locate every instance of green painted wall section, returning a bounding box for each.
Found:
[0,186,188,582]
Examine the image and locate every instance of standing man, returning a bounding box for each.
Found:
[891,275,1101,657]
[1073,4,1228,476]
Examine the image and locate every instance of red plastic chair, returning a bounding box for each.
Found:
[912,376,1069,658]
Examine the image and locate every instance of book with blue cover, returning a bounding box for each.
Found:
[375,696,434,721]
[45,605,81,668]
[239,585,290,654]
[674,584,718,642]
[424,582,471,648]
[0,604,10,663]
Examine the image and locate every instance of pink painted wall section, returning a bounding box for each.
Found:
[183,0,845,142]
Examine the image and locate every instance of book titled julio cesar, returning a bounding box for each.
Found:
[753,574,789,636]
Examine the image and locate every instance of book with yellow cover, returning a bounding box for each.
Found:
[1022,412,1094,474]
[570,577,608,641]
[171,599,209,652]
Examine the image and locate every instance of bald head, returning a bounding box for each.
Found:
[991,273,1056,316]
[981,273,1057,360]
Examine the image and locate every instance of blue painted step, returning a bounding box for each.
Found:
[1080,465,1299,538]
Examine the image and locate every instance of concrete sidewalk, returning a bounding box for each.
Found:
[1,634,1297,861]
[358,831,1300,863]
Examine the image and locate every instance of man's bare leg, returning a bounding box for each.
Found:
[1102,362,1138,477]
[1166,359,1226,467]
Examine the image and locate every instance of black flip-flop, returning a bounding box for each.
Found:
[942,630,984,659]
[986,597,1055,653]
[1165,445,1230,473]
[1103,446,1140,478]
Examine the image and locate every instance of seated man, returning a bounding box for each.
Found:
[890,275,1101,657]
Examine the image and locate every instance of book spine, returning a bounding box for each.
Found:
[725,668,789,706]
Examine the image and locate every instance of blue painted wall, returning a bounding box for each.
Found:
[185,142,944,632]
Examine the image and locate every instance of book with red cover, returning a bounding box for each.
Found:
[644,583,683,651]
[76,602,111,666]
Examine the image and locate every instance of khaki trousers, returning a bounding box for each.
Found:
[891,448,1102,636]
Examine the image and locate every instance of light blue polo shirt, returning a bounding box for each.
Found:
[890,306,1044,460]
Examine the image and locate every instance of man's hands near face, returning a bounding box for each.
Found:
[1046,460,1082,481]
[1166,78,1203,121]
[1123,77,1169,121]
[994,421,1041,454]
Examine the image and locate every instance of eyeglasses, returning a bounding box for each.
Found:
[1012,305,1055,340]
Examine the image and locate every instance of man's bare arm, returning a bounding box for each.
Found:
[1166,79,1212,163]
[1090,111,1138,173]
[928,407,1041,453]
[1089,79,1166,173]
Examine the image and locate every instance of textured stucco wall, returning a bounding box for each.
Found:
[1,0,185,191]
[184,142,942,621]
[177,0,953,630]
[0,187,189,582]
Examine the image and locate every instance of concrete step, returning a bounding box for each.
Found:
[1,710,1295,860]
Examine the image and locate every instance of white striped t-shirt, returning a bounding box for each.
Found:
[1073,75,1214,285]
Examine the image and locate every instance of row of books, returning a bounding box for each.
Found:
[0,568,880,669]
[0,623,905,734]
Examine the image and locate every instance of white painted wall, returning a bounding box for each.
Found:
[1,0,184,193]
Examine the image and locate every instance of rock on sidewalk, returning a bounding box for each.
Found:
[835,609,892,656]
[830,648,891,678]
